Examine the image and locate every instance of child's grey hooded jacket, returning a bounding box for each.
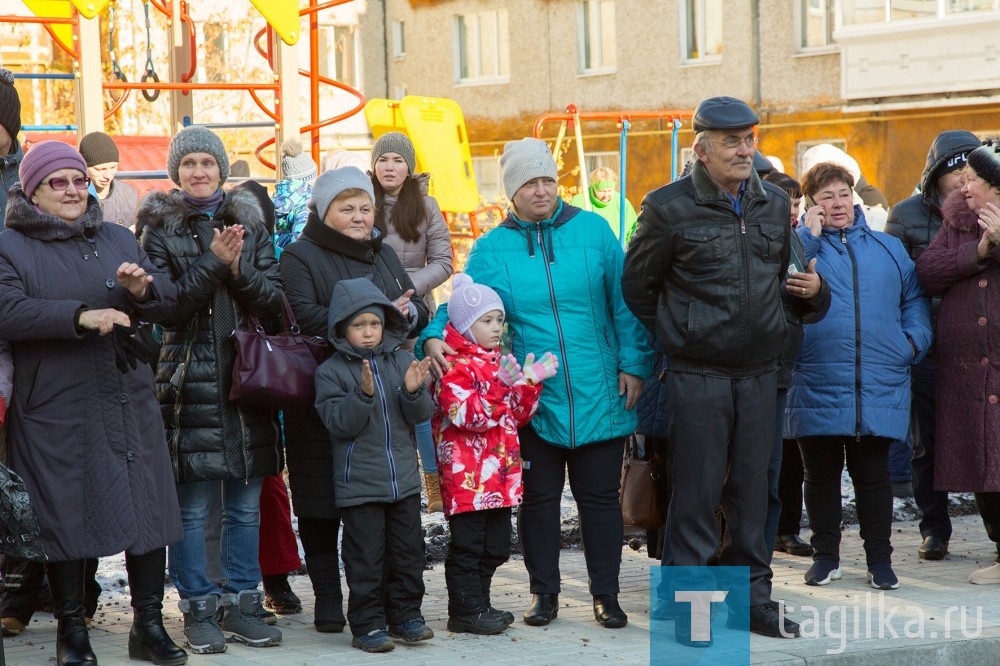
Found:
[314,277,433,508]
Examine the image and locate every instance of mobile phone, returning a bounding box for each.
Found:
[787,241,806,277]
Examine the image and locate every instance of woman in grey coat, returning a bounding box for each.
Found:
[0,141,186,666]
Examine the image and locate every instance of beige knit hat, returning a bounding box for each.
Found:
[499,138,558,197]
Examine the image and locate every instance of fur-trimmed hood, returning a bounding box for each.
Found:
[137,187,267,235]
[3,186,104,240]
[942,188,980,232]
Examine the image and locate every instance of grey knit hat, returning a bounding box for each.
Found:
[371,131,415,175]
[281,137,318,182]
[167,126,230,187]
[338,304,385,337]
[968,139,1000,190]
[308,166,376,220]
[500,138,558,197]
[79,131,120,167]
[0,68,21,142]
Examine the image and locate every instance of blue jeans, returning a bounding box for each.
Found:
[414,419,437,474]
[764,389,787,562]
[169,477,264,599]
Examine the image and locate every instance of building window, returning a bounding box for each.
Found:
[841,0,999,25]
[318,25,359,88]
[392,20,405,59]
[680,0,723,62]
[453,9,510,84]
[582,151,620,177]
[577,0,617,74]
[797,0,835,50]
[472,156,502,202]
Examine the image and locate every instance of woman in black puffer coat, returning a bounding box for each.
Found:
[279,166,428,632]
[138,126,283,652]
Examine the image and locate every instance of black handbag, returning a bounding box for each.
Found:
[229,294,331,410]
[0,460,46,561]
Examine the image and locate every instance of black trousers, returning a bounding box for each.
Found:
[445,507,512,615]
[339,494,425,636]
[518,426,624,596]
[0,557,100,624]
[777,439,806,535]
[975,492,1000,562]
[297,515,341,560]
[910,358,952,539]
[662,370,776,607]
[799,436,893,565]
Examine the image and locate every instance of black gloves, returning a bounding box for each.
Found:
[112,318,159,373]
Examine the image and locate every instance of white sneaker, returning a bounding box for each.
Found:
[969,562,1000,585]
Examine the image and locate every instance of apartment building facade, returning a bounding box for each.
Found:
[359,0,1000,206]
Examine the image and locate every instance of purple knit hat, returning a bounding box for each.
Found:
[447,273,505,343]
[20,141,88,198]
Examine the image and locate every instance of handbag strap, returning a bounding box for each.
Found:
[243,292,300,336]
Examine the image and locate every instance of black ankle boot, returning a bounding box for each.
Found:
[46,560,97,666]
[523,593,558,626]
[593,594,628,628]
[126,549,188,665]
[305,554,345,632]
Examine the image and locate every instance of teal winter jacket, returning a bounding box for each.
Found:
[418,200,653,448]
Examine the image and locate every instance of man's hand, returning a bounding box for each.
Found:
[619,371,643,410]
[786,258,821,299]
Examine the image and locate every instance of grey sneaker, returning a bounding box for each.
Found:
[179,594,227,654]
[221,590,282,647]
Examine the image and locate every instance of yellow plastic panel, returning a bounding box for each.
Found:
[249,0,299,46]
[69,0,110,20]
[20,0,75,53]
[366,96,479,213]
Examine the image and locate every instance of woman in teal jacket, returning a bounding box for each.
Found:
[420,138,652,630]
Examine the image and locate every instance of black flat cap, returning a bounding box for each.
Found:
[692,96,760,132]
[753,150,774,175]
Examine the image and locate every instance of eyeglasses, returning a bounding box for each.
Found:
[41,176,91,191]
[709,136,759,151]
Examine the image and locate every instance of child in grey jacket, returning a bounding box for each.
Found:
[313,277,434,653]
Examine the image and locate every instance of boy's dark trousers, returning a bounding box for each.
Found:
[445,507,512,614]
[340,493,425,636]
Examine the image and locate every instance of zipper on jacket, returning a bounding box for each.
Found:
[737,214,752,366]
[842,229,863,441]
[536,222,575,446]
[371,357,400,500]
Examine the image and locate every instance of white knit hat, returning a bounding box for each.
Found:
[500,138,558,197]
[281,138,318,182]
[447,273,505,343]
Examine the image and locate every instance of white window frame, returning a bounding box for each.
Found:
[795,0,837,53]
[840,0,999,26]
[472,156,503,203]
[679,0,723,64]
[576,0,617,75]
[453,9,510,85]
[317,24,361,89]
[392,20,405,59]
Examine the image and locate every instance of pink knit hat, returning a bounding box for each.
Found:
[20,141,88,198]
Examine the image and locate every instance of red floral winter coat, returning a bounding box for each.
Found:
[431,324,542,518]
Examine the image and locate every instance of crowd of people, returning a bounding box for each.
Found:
[2,65,1000,662]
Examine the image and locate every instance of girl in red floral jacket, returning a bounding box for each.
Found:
[432,273,558,635]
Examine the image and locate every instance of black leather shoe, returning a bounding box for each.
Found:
[56,616,98,666]
[523,593,558,626]
[749,603,800,638]
[593,594,628,628]
[774,534,814,557]
[918,536,949,561]
[128,609,189,665]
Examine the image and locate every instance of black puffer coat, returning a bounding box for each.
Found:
[138,188,283,483]
[279,214,428,518]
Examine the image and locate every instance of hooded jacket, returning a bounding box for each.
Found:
[432,323,541,518]
[138,188,283,483]
[0,138,23,228]
[0,188,182,560]
[417,200,653,448]
[915,190,1000,492]
[784,206,932,442]
[569,187,638,244]
[313,278,433,508]
[623,161,791,376]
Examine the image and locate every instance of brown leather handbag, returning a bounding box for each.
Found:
[619,434,664,531]
[230,294,331,410]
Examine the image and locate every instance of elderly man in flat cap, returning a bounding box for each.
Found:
[623,96,822,644]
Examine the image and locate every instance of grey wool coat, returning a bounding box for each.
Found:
[0,188,183,561]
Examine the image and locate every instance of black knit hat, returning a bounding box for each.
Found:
[79,131,120,167]
[0,68,22,141]
[968,139,1000,190]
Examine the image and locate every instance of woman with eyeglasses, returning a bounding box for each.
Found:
[0,141,187,665]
